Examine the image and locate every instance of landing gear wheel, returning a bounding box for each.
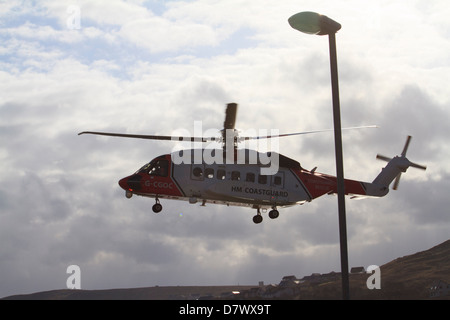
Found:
[125,190,133,199]
[269,209,279,219]
[152,202,162,213]
[253,215,263,224]
[253,208,264,224]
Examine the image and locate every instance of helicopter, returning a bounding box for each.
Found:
[79,103,426,224]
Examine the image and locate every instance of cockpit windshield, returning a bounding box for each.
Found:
[136,158,168,177]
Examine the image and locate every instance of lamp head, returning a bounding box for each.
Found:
[288,11,341,35]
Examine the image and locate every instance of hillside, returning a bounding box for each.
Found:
[1,285,255,300]
[3,239,449,300]
[294,239,450,299]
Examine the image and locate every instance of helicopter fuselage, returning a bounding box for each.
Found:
[118,149,372,215]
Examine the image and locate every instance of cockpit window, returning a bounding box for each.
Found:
[136,159,168,177]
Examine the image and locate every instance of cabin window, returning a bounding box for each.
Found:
[192,167,203,178]
[205,168,214,179]
[144,159,168,177]
[258,174,267,184]
[272,172,284,188]
[217,169,226,180]
[273,176,282,186]
[246,172,255,183]
[231,171,240,181]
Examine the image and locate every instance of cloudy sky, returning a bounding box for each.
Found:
[1,0,449,297]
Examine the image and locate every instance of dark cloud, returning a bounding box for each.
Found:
[396,175,450,225]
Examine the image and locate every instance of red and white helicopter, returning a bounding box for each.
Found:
[79,103,426,224]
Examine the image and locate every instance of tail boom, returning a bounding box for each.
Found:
[320,174,389,198]
[295,170,387,200]
[296,136,426,201]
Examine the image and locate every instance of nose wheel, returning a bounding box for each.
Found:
[152,198,162,213]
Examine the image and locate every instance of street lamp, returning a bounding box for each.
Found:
[288,11,350,300]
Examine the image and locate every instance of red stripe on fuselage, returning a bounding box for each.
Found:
[141,155,183,197]
[119,154,184,197]
[292,169,367,199]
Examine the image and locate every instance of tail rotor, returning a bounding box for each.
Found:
[376,135,427,190]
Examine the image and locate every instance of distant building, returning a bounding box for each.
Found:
[301,273,322,284]
[350,266,365,274]
[241,287,263,299]
[261,285,280,299]
[430,280,450,298]
[279,275,302,287]
[220,291,240,298]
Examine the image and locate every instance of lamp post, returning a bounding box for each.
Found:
[288,11,350,300]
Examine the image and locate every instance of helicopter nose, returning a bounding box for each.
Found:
[118,177,129,190]
[118,175,142,191]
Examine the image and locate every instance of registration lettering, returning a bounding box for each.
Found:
[145,180,174,189]
[231,186,288,197]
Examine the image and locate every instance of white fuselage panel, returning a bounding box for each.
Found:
[172,161,310,208]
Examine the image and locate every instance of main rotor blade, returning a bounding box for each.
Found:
[223,103,238,130]
[393,173,402,190]
[409,161,427,170]
[401,135,412,157]
[240,125,378,140]
[376,154,392,162]
[78,131,209,142]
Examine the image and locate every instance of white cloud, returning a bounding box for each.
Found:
[41,0,153,27]
[118,17,220,53]
[0,21,83,43]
